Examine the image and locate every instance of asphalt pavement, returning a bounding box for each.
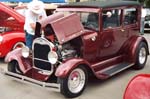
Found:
[0,33,150,99]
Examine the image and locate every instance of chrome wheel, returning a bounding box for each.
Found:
[59,66,88,98]
[139,47,146,65]
[133,42,148,70]
[68,68,86,94]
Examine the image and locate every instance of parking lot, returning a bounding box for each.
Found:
[0,33,150,99]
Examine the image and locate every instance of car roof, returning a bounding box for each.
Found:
[59,1,141,8]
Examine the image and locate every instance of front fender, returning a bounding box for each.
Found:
[55,58,91,78]
[5,48,32,73]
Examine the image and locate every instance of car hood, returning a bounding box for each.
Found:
[39,12,84,44]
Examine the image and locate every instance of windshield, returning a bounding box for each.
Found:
[57,11,99,31]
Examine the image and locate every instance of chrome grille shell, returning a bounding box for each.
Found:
[32,37,54,74]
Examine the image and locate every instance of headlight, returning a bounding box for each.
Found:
[48,51,58,64]
[0,36,3,42]
[22,46,30,58]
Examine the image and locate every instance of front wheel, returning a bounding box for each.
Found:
[8,60,22,74]
[58,66,88,98]
[133,42,148,69]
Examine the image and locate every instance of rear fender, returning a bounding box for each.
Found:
[127,36,149,62]
[55,58,92,78]
[5,48,32,73]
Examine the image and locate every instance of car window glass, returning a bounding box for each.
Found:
[123,8,137,25]
[103,9,121,29]
[0,9,20,33]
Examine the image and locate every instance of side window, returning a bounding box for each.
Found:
[123,8,137,25]
[103,9,121,29]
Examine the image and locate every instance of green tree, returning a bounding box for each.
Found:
[145,0,150,7]
[138,0,145,3]
[138,0,150,7]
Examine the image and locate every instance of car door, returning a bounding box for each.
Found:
[98,9,129,59]
[123,7,139,36]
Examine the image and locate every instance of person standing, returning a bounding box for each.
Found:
[140,7,146,35]
[24,0,47,49]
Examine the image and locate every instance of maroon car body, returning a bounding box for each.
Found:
[3,1,149,98]
[0,2,25,57]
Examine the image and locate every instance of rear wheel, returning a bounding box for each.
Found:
[133,42,148,69]
[58,66,88,98]
[8,60,22,74]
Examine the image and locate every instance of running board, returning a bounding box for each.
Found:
[97,62,134,77]
[0,68,60,92]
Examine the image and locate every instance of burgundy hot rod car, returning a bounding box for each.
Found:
[0,2,25,57]
[2,1,149,98]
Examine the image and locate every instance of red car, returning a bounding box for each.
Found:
[0,2,25,57]
[124,74,150,99]
[2,1,149,98]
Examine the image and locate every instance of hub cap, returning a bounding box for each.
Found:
[139,47,146,64]
[68,68,85,93]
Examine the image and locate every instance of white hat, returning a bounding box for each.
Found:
[28,0,44,15]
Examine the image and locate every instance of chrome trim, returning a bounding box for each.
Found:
[0,68,60,92]
[34,58,50,63]
[32,37,55,75]
[32,37,54,49]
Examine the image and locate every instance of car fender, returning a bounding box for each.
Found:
[3,32,25,48]
[0,32,25,57]
[129,36,149,62]
[124,74,150,99]
[5,48,32,74]
[55,58,92,78]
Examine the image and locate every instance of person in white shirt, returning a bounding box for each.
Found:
[140,7,147,34]
[24,0,47,49]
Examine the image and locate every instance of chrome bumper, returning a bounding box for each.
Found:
[0,68,60,92]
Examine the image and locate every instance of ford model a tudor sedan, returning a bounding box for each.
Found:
[2,1,149,98]
[0,2,25,57]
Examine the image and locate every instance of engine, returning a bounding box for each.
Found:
[31,37,81,71]
[57,42,77,60]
